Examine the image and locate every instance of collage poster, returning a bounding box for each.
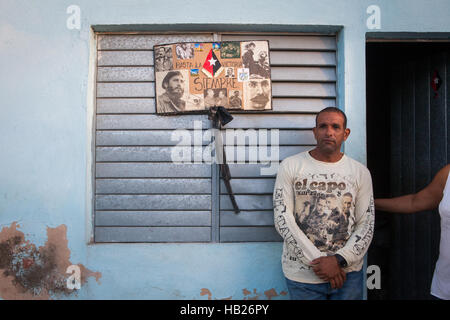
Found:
[154,40,272,114]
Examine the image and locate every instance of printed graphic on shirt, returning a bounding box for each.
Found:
[293,173,356,254]
[274,188,307,265]
[352,195,375,256]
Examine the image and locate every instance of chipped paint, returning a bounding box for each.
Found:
[0,222,101,300]
[249,288,261,300]
[200,288,212,300]
[242,288,251,296]
[200,287,287,300]
[264,288,278,300]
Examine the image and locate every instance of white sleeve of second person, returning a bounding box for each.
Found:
[273,159,326,265]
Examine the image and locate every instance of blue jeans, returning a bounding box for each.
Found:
[286,270,364,300]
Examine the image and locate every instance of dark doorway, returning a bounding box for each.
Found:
[366,42,450,300]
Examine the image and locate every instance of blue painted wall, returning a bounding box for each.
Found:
[1,0,450,299]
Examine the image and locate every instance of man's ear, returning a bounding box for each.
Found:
[344,128,351,140]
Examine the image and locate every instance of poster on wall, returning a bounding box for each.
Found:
[154,40,272,114]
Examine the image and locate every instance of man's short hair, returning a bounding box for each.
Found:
[315,107,347,128]
[316,195,326,203]
[343,192,353,198]
[162,71,183,89]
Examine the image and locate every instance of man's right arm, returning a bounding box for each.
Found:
[273,159,325,266]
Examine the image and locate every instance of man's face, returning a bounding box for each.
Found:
[313,112,350,155]
[326,196,338,210]
[343,196,352,212]
[166,74,184,99]
[156,48,165,59]
[316,199,327,214]
[247,79,270,109]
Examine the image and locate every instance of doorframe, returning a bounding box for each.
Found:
[366,32,450,42]
[365,33,450,299]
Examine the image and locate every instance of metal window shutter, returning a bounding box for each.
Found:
[95,33,215,242]
[93,32,337,243]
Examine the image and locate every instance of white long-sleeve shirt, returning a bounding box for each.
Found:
[273,151,375,284]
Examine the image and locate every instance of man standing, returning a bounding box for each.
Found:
[242,42,256,73]
[228,90,242,109]
[273,107,374,300]
[297,196,329,249]
[157,71,186,113]
[327,193,352,252]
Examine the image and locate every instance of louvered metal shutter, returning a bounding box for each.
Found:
[93,33,337,242]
